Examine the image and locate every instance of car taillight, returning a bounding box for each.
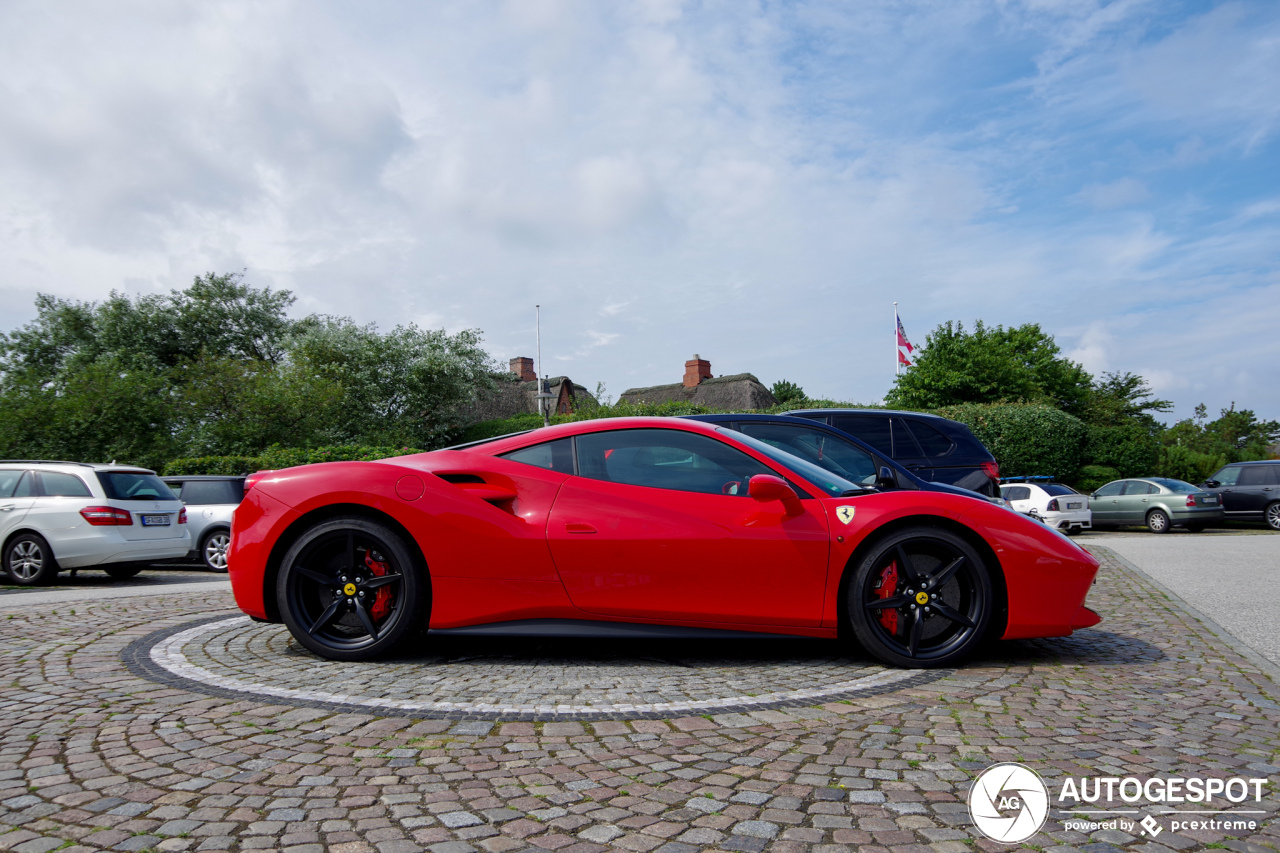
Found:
[178,507,187,524]
[1046,498,1059,512]
[981,461,1000,481]
[244,470,274,492]
[80,506,133,526]
[1186,495,1196,507]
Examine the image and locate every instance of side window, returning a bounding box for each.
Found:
[737,423,877,485]
[891,419,922,457]
[500,438,574,474]
[180,480,245,505]
[906,420,954,458]
[832,416,893,456]
[1238,466,1276,486]
[38,472,93,498]
[1094,481,1123,497]
[167,482,184,498]
[575,429,772,496]
[1213,467,1242,486]
[0,470,24,499]
[1008,486,1031,501]
[12,472,35,498]
[1122,481,1152,495]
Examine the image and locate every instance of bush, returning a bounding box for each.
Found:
[164,444,422,475]
[1157,445,1226,485]
[1086,422,1160,479]
[1075,464,1122,493]
[935,403,1088,482]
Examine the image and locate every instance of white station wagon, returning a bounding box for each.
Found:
[0,461,191,585]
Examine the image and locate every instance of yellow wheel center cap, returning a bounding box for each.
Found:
[915,591,930,605]
[343,583,357,596]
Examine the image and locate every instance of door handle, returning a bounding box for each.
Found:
[1141,499,1148,503]
[564,522,597,534]
[0,505,12,512]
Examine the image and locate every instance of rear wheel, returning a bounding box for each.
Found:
[846,527,992,668]
[200,529,231,572]
[1146,509,1171,534]
[1266,502,1280,532]
[104,564,144,580]
[3,534,58,586]
[277,517,429,661]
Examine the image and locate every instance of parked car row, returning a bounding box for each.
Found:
[999,459,1280,534]
[0,461,246,585]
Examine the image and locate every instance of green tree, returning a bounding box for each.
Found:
[770,380,806,404]
[885,321,1093,415]
[288,317,496,447]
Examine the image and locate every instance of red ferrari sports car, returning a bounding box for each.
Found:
[227,417,1100,668]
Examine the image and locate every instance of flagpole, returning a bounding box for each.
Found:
[893,302,899,377]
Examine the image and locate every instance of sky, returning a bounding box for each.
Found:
[2,0,1278,422]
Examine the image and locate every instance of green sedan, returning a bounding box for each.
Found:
[1088,477,1225,533]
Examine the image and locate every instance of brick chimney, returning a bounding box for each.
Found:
[683,354,712,387]
[509,357,536,382]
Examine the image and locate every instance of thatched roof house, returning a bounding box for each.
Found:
[461,357,596,423]
[620,356,777,409]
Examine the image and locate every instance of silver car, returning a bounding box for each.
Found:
[1,461,191,585]
[162,476,245,572]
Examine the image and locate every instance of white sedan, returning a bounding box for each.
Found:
[1000,481,1091,534]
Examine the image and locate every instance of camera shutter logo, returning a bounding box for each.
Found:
[968,763,1050,843]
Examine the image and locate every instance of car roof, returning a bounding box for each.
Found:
[0,460,156,473]
[683,413,846,425]
[1222,460,1278,466]
[161,474,244,479]
[783,408,947,420]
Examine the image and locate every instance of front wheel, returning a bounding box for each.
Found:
[1146,509,1171,534]
[200,529,231,572]
[277,517,429,661]
[846,527,992,668]
[1266,502,1280,532]
[4,534,58,586]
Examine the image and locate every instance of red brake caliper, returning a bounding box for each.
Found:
[874,561,899,634]
[364,552,394,621]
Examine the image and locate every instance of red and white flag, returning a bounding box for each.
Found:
[896,312,915,367]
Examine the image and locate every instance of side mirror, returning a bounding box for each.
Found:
[1203,479,1220,488]
[876,466,897,489]
[748,474,797,503]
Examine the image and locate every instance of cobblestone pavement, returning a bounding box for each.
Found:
[0,546,1276,853]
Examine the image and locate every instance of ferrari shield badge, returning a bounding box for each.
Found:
[835,505,856,524]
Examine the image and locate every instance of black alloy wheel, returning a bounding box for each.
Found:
[847,527,992,668]
[1146,509,1171,534]
[277,517,428,661]
[4,534,58,586]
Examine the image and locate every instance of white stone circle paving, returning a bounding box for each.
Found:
[149,616,925,717]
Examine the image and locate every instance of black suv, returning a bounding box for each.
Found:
[1200,460,1280,530]
[681,414,1001,505]
[783,408,1000,496]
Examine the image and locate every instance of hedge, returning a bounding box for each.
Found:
[935,403,1088,483]
[164,444,422,476]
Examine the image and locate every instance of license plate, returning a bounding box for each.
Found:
[140,514,170,526]
[1066,501,1082,509]
[1201,497,1217,505]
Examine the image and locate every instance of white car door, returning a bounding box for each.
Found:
[0,470,37,542]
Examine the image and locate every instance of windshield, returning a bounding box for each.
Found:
[97,471,178,501]
[1150,478,1198,493]
[721,428,864,497]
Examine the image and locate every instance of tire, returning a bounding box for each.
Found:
[1146,509,1171,534]
[3,534,58,586]
[277,517,429,661]
[104,564,144,580]
[1186,524,1206,533]
[200,529,231,573]
[1266,502,1280,532]
[845,526,992,669]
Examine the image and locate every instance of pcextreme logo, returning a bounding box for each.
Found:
[968,763,1050,844]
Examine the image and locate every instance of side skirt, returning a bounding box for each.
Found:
[427,618,817,640]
